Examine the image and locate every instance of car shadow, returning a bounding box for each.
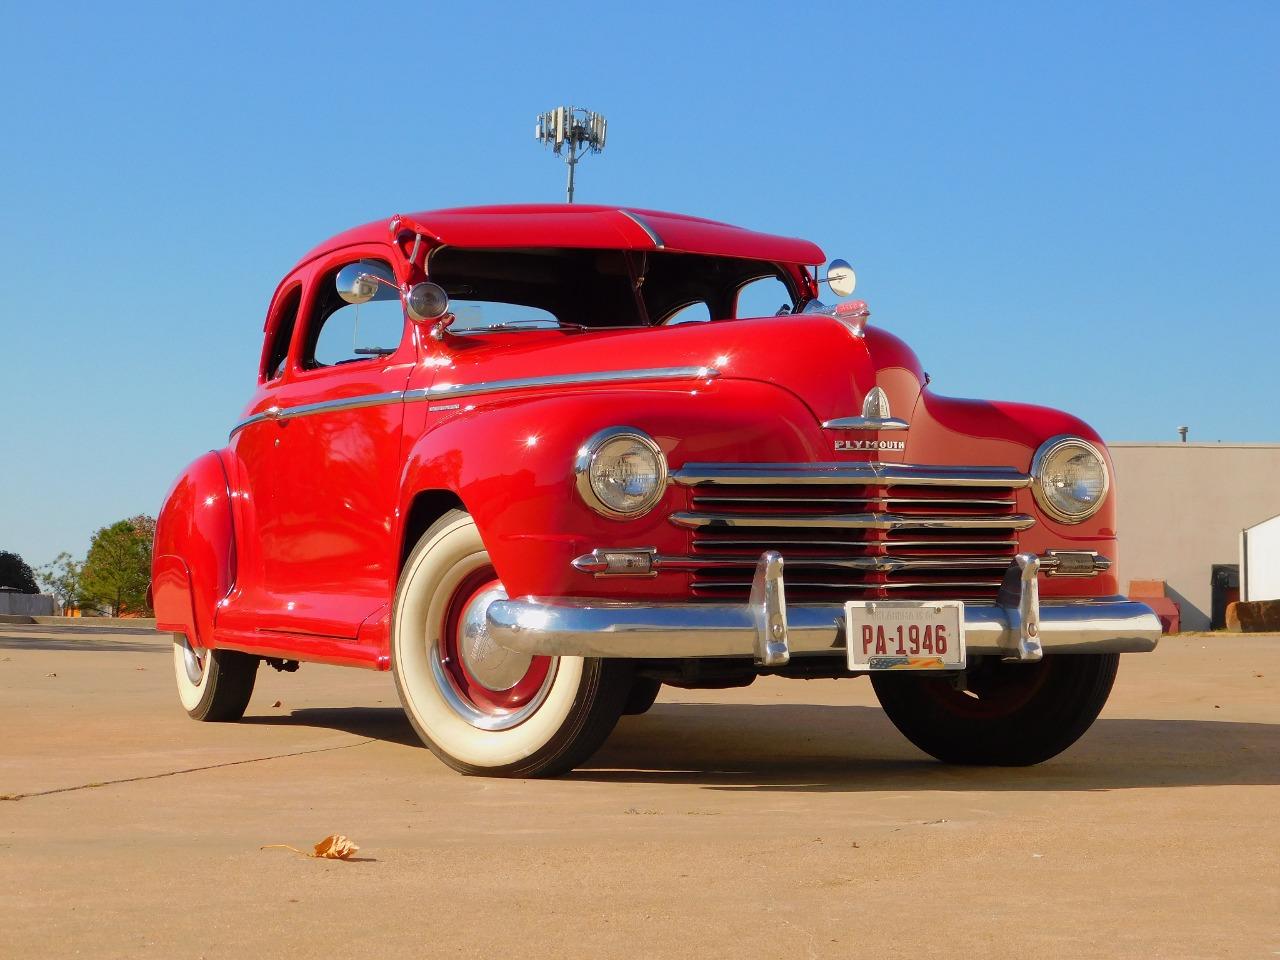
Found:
[0,635,165,653]
[242,707,424,748]
[241,701,1280,793]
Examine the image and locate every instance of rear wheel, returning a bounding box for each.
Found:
[870,654,1119,766]
[392,510,632,777]
[172,636,258,721]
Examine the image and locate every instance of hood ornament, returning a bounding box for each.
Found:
[823,385,910,447]
[863,387,891,420]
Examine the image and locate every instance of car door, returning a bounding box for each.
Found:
[223,244,418,641]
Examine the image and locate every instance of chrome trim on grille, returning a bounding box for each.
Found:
[671,512,1037,531]
[691,537,1021,550]
[692,578,1004,591]
[655,555,1016,572]
[691,495,1018,507]
[229,366,719,437]
[671,462,1033,488]
[671,460,1035,604]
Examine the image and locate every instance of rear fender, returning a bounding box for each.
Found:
[153,451,236,647]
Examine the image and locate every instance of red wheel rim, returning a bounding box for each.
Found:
[913,657,1054,719]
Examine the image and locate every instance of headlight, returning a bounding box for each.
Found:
[1031,436,1110,523]
[574,427,668,519]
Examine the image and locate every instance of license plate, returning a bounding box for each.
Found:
[845,600,966,671]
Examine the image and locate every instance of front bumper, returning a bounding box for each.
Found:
[486,551,1161,666]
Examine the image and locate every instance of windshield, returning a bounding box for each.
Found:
[427,247,801,331]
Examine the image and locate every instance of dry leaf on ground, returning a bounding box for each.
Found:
[261,834,360,860]
[313,834,359,859]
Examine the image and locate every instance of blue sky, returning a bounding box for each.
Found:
[1,1,1277,569]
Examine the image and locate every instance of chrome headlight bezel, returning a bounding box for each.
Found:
[574,426,668,520]
[1030,435,1110,524]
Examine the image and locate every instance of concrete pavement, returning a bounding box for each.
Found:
[2,623,1277,959]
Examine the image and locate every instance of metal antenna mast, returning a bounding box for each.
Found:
[534,106,607,203]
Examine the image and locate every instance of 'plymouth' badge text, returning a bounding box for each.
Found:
[835,439,906,451]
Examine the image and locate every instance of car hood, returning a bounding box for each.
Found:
[431,314,921,432]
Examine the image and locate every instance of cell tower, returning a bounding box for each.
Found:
[534,106,607,203]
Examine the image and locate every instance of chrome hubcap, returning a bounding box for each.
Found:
[179,637,205,684]
[429,564,557,732]
[458,584,530,691]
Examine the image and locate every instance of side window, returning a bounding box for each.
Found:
[263,286,302,381]
[303,259,405,368]
[664,301,711,325]
[735,276,794,318]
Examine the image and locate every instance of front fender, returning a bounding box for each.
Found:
[153,451,236,646]
[906,390,1119,597]
[398,379,824,598]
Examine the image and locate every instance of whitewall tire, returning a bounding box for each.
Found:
[172,635,258,721]
[392,510,631,777]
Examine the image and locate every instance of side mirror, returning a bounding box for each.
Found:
[405,282,450,322]
[825,259,857,298]
[336,261,398,305]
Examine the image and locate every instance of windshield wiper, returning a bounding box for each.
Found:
[464,321,586,333]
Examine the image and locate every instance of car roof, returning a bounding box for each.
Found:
[297,204,825,268]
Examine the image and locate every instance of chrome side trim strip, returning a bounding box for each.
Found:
[409,366,718,403]
[229,366,718,437]
[274,391,406,422]
[670,511,1037,531]
[822,416,910,431]
[618,209,665,248]
[230,390,406,436]
[671,462,1033,488]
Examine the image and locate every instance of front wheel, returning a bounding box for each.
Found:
[871,654,1119,766]
[392,510,632,777]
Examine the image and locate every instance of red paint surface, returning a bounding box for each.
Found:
[154,206,1122,667]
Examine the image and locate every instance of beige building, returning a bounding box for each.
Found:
[1109,443,1280,631]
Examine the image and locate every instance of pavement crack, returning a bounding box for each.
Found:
[0,738,376,801]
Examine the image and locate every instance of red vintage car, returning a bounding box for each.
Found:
[153,204,1160,777]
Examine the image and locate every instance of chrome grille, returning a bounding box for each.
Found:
[669,463,1033,603]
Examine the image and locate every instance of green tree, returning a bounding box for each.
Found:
[78,515,155,617]
[0,550,39,593]
[38,552,84,612]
